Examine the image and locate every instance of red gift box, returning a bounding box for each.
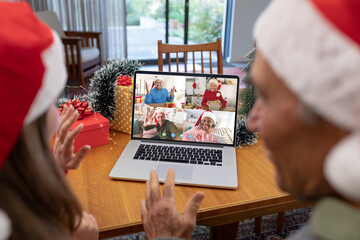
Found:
[70,112,110,152]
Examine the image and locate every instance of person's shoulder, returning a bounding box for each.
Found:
[194,126,203,131]
[166,120,176,126]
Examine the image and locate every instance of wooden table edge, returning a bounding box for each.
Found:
[98,195,313,239]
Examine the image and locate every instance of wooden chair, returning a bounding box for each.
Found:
[35,11,102,86]
[157,38,223,74]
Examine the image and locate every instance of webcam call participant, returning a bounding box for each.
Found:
[201,79,227,108]
[145,76,176,104]
[182,111,218,143]
[142,109,181,140]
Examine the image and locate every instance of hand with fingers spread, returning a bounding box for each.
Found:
[170,86,175,97]
[73,211,99,240]
[144,110,157,127]
[140,169,204,240]
[53,105,91,171]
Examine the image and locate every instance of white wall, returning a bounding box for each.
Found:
[227,0,270,63]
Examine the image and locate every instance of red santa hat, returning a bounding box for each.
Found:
[254,0,360,201]
[151,75,164,89]
[0,2,67,170]
[195,111,217,127]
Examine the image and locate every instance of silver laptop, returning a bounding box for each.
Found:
[109,70,239,189]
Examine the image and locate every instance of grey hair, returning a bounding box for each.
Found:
[297,103,319,125]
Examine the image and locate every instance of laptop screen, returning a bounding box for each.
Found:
[131,71,240,147]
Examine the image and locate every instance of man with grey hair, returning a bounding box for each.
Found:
[139,0,360,239]
[142,108,181,140]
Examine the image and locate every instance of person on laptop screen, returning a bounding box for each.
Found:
[201,78,227,108]
[142,108,181,140]
[145,76,176,104]
[182,111,218,143]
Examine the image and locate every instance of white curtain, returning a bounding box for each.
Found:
[26,0,127,61]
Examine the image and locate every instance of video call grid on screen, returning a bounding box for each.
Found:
[131,71,240,147]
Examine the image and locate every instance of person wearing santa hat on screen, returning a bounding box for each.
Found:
[142,108,181,140]
[139,0,360,239]
[201,78,227,108]
[0,2,98,239]
[144,76,175,104]
[182,111,218,143]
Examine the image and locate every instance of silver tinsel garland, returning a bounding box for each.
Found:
[87,59,142,122]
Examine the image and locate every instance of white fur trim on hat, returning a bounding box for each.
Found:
[202,111,216,124]
[24,30,67,124]
[324,133,360,201]
[254,0,360,131]
[154,76,163,82]
[0,209,11,240]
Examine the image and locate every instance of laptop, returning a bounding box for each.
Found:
[109,70,240,189]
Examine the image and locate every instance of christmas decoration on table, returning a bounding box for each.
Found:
[135,96,143,104]
[58,98,93,120]
[88,59,142,122]
[67,111,110,152]
[235,116,257,147]
[165,102,176,108]
[56,95,110,151]
[56,94,89,107]
[112,75,134,134]
[117,75,132,86]
[236,48,257,147]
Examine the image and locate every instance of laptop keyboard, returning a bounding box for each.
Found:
[133,144,223,166]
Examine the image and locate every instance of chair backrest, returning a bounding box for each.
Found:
[35,11,66,38]
[157,38,223,74]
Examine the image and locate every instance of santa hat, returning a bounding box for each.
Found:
[0,2,67,170]
[208,79,221,90]
[151,76,164,89]
[195,111,216,127]
[254,0,360,201]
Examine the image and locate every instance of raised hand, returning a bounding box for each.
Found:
[146,82,151,94]
[140,169,204,240]
[170,86,175,97]
[73,211,99,240]
[144,109,156,126]
[53,105,91,171]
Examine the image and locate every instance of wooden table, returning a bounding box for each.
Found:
[67,132,312,239]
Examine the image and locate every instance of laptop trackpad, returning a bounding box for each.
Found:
[156,164,193,181]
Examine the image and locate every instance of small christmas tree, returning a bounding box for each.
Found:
[88,59,142,121]
[235,48,257,147]
[238,48,256,116]
[235,116,257,147]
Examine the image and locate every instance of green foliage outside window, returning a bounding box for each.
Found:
[125,0,224,44]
